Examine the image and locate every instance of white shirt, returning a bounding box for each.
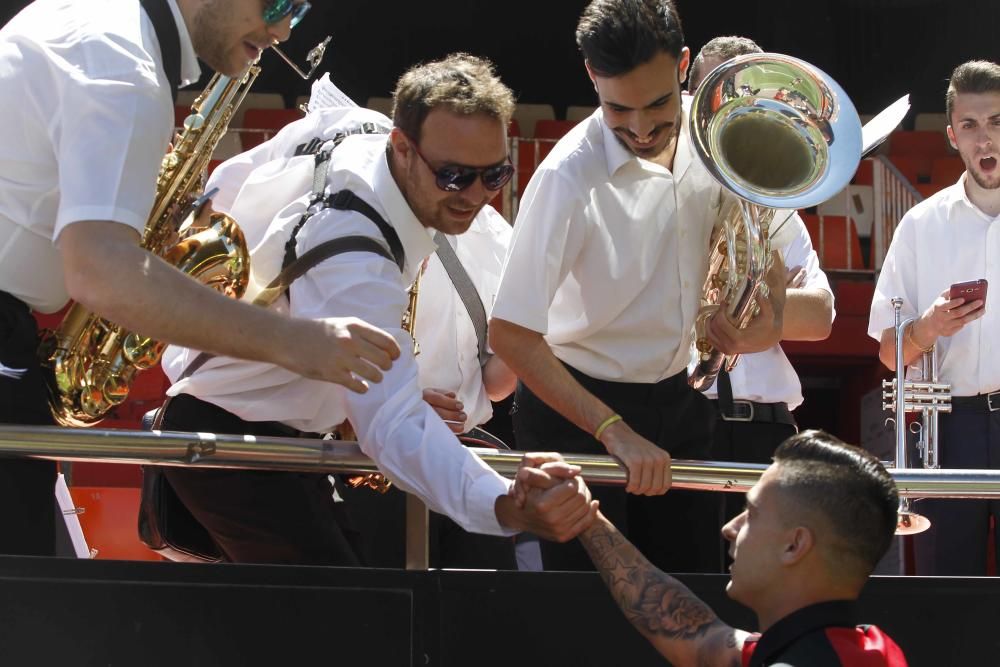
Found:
[869,174,1000,397]
[206,104,509,432]
[694,214,834,409]
[163,134,513,536]
[492,103,723,382]
[416,214,511,432]
[0,0,200,313]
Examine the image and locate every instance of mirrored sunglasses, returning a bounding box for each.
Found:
[410,140,514,192]
[263,0,311,27]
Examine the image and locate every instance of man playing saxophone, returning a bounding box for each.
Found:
[0,0,399,558]
[157,54,595,564]
[489,0,787,573]
[869,60,1000,576]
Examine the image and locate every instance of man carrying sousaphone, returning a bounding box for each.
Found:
[489,0,789,573]
[491,0,861,574]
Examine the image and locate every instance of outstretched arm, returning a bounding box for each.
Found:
[579,514,747,667]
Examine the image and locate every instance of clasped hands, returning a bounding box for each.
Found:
[507,453,600,542]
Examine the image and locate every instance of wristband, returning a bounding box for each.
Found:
[594,413,623,441]
[906,323,934,353]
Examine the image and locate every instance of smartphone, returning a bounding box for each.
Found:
[949,278,988,305]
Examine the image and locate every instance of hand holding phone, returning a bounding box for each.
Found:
[949,279,988,307]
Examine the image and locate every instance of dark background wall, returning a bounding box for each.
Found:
[5,0,998,118]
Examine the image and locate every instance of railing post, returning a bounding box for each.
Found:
[405,494,429,571]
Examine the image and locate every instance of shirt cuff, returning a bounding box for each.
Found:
[466,472,517,537]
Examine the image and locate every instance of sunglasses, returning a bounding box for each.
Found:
[263,0,311,27]
[408,139,514,192]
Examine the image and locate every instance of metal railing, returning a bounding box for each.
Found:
[872,155,923,271]
[4,425,1000,568]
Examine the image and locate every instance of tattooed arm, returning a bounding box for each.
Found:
[579,513,748,667]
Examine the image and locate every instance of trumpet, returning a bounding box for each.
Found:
[882,297,952,534]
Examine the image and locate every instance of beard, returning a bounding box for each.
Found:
[612,119,681,160]
[966,155,1000,190]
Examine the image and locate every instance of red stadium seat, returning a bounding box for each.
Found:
[916,182,945,199]
[889,130,951,158]
[887,155,924,184]
[799,212,865,270]
[852,159,874,186]
[930,156,965,185]
[239,108,303,151]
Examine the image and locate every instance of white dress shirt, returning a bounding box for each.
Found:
[869,174,1000,397]
[416,214,511,432]
[694,214,834,409]
[205,103,509,433]
[163,134,513,536]
[0,0,200,312]
[492,102,724,382]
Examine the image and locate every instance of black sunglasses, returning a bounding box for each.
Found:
[408,138,514,192]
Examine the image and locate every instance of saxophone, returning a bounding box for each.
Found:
[38,68,258,426]
[686,53,862,391]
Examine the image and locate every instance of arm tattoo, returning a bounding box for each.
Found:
[580,520,740,666]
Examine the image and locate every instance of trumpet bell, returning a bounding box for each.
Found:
[896,509,931,536]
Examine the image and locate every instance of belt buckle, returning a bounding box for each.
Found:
[721,400,754,422]
[988,392,1000,412]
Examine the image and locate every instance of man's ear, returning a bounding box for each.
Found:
[389,127,410,158]
[781,526,814,566]
[946,124,959,151]
[678,46,691,85]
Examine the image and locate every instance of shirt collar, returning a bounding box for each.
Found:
[949,172,1000,223]
[166,0,202,88]
[598,100,691,179]
[748,599,858,667]
[372,145,438,283]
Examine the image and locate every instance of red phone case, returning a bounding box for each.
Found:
[949,279,988,303]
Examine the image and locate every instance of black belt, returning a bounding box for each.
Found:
[711,399,796,426]
[951,391,1000,413]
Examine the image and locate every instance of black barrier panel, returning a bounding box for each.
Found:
[0,556,993,666]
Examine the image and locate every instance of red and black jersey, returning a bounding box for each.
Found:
[741,600,908,666]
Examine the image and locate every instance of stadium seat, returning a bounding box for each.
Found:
[887,155,924,184]
[852,159,874,186]
[914,112,948,133]
[799,212,865,270]
[365,96,394,117]
[930,156,965,185]
[916,182,945,199]
[889,130,951,158]
[239,108,303,151]
[566,105,598,122]
[512,103,555,138]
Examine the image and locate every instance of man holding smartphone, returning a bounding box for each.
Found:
[869,60,1000,576]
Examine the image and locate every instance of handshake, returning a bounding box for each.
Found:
[502,453,601,543]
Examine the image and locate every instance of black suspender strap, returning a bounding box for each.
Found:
[432,231,492,368]
[139,0,182,104]
[327,190,405,272]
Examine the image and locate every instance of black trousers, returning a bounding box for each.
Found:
[704,412,797,572]
[0,291,57,556]
[513,366,717,572]
[913,401,1000,576]
[161,394,363,566]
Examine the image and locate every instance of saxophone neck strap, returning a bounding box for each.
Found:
[431,231,492,369]
[139,0,181,104]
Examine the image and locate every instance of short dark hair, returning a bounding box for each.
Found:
[772,430,898,578]
[946,60,1000,125]
[689,35,762,91]
[575,0,685,77]
[391,53,515,144]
